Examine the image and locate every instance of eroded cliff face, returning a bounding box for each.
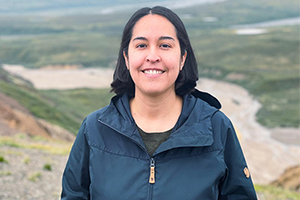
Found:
[0,91,75,142]
[271,165,300,193]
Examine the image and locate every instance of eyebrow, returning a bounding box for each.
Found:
[132,36,175,42]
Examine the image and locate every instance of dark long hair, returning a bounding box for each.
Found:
[111,6,198,97]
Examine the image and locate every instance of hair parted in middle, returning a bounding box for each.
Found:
[111,6,198,97]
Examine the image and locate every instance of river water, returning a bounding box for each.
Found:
[197,79,300,184]
[231,17,300,29]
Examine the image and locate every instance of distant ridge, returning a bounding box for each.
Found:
[0,0,226,16]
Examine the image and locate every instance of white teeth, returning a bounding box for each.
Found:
[144,70,163,74]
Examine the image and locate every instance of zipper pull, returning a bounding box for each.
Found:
[149,158,155,184]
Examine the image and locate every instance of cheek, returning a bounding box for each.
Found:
[168,52,182,68]
[128,54,145,69]
[169,58,182,71]
[171,66,177,71]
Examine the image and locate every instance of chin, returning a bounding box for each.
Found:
[140,88,175,97]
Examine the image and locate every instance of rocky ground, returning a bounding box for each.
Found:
[0,90,75,199]
[0,144,70,200]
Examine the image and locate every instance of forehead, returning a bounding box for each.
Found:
[132,14,177,38]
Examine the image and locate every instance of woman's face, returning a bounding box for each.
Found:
[124,14,187,97]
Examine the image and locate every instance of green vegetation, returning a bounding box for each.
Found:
[23,156,31,165]
[43,163,52,171]
[255,184,300,200]
[0,32,120,68]
[0,171,12,176]
[190,26,299,127]
[178,0,299,30]
[28,172,42,182]
[0,156,8,163]
[40,88,114,125]
[0,0,299,130]
[0,134,73,155]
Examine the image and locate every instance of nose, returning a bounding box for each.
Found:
[146,48,161,63]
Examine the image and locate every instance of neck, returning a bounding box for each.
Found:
[130,90,183,132]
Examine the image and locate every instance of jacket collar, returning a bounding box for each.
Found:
[157,92,219,153]
[98,90,220,153]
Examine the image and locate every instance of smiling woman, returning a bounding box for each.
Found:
[111,7,198,98]
[61,6,257,200]
[123,14,188,131]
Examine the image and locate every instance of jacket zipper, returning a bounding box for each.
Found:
[148,158,155,200]
[98,120,156,199]
[149,158,155,184]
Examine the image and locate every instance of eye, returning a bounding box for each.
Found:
[160,43,171,49]
[136,44,147,48]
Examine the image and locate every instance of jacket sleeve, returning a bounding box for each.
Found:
[61,118,90,200]
[212,112,257,200]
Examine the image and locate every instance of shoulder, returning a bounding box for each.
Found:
[187,90,232,128]
[191,93,236,147]
[211,110,232,127]
[187,89,222,120]
[211,110,239,150]
[188,93,220,120]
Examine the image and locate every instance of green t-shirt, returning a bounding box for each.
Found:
[138,126,172,156]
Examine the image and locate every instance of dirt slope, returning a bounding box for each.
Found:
[0,91,75,141]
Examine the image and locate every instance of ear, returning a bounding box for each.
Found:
[123,51,129,69]
[180,51,187,70]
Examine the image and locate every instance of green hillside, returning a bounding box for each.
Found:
[191,26,299,127]
[0,0,299,128]
[0,68,113,133]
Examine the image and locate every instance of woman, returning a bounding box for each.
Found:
[61,6,257,199]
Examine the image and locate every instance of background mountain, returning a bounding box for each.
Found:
[0,0,298,128]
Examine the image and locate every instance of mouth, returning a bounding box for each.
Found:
[142,69,165,74]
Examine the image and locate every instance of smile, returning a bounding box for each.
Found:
[143,70,164,74]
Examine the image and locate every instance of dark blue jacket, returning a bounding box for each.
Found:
[61,91,257,199]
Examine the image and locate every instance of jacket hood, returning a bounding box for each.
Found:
[191,89,221,109]
[98,89,221,155]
